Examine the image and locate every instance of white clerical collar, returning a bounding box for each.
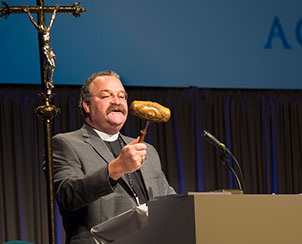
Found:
[93,129,119,142]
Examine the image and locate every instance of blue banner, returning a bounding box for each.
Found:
[0,0,301,88]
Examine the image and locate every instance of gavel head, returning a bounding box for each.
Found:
[130,101,171,122]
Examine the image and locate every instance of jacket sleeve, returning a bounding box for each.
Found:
[51,134,115,211]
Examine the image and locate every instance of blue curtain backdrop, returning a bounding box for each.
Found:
[1,84,302,243]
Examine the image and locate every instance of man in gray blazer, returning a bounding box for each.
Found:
[52,70,176,244]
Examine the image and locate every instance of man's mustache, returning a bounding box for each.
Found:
[106,104,127,115]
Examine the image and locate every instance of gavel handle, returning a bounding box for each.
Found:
[139,121,150,143]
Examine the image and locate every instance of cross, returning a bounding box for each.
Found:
[0,1,85,95]
[0,1,86,244]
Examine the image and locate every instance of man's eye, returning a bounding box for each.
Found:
[100,93,111,99]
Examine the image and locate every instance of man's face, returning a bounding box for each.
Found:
[83,75,128,134]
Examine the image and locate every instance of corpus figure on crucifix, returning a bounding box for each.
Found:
[24,5,60,94]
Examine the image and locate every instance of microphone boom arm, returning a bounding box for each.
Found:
[220,150,243,191]
[202,130,246,193]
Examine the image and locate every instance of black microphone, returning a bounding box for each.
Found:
[202,130,227,153]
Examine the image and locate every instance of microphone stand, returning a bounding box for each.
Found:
[219,148,246,193]
[202,130,246,193]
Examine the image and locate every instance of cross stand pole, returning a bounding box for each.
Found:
[1,1,86,244]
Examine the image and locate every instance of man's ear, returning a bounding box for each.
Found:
[83,99,90,114]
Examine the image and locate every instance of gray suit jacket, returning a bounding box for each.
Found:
[52,123,175,244]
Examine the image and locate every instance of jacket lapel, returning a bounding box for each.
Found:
[81,123,115,164]
[81,124,133,191]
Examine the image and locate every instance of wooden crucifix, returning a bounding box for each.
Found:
[0,1,86,244]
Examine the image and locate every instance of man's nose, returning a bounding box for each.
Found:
[110,94,121,104]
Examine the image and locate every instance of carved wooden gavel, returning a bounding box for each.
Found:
[130,101,171,143]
